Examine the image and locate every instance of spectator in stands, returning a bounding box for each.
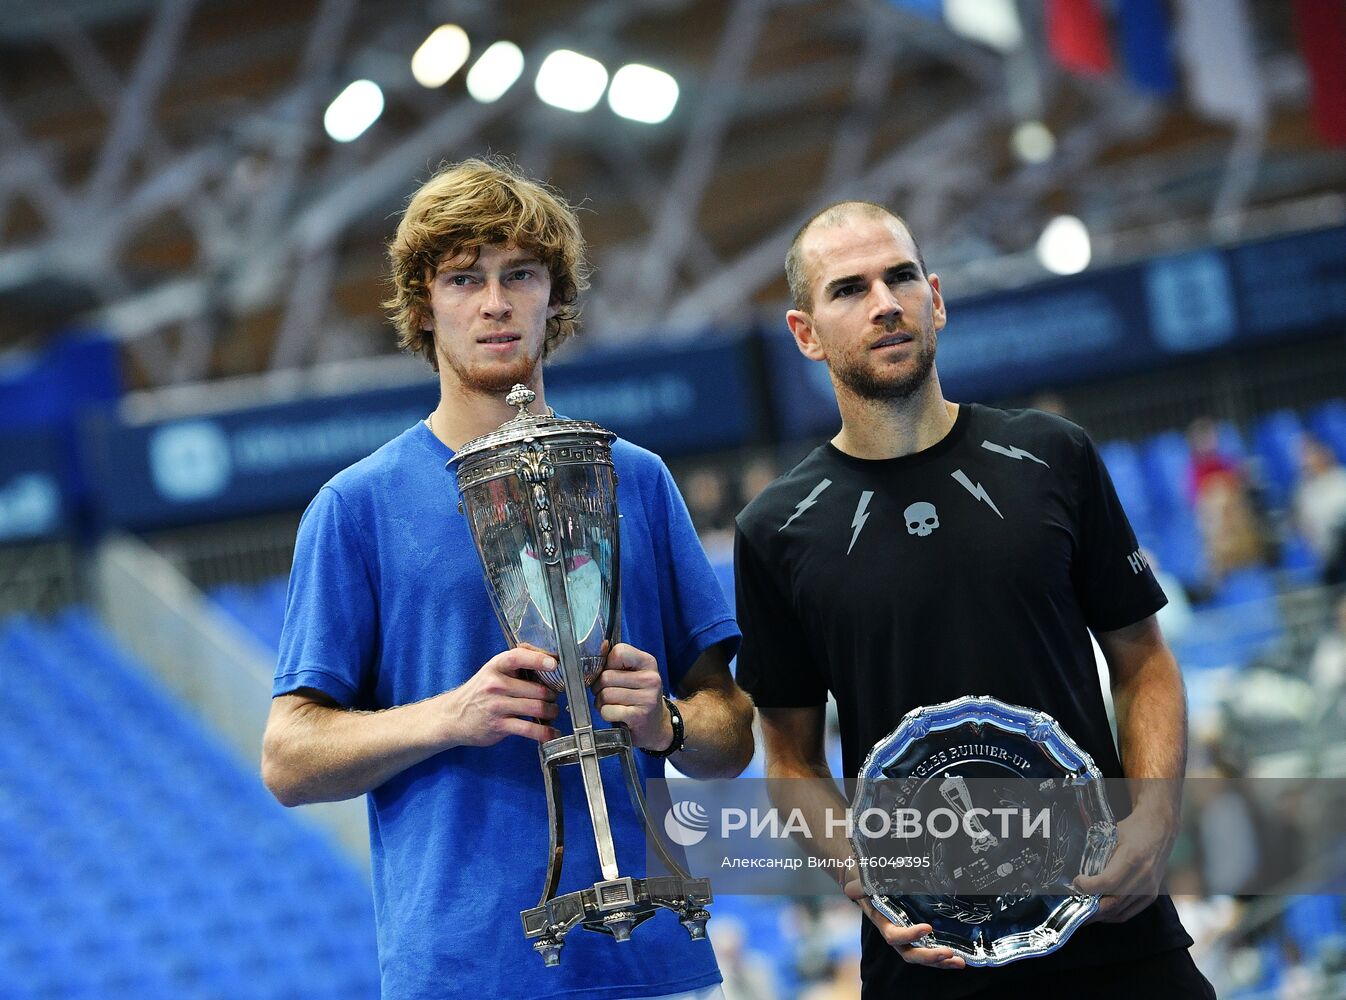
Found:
[737,456,779,507]
[1028,390,1071,420]
[261,157,754,1000]
[683,465,736,553]
[1293,434,1346,585]
[1186,417,1240,505]
[1188,417,1272,586]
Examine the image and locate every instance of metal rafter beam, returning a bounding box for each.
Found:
[627,0,771,319]
[82,0,196,212]
[0,96,73,226]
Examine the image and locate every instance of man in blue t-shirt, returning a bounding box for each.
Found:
[261,157,755,1000]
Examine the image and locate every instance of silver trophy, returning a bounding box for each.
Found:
[851,696,1116,966]
[450,385,712,967]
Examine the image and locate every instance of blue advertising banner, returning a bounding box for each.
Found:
[83,387,438,530]
[0,431,68,543]
[82,338,761,530]
[548,337,759,455]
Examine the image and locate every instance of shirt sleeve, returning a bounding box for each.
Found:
[649,461,741,688]
[1071,432,1169,633]
[273,486,379,705]
[732,525,829,707]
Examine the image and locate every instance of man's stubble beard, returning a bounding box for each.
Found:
[442,344,544,396]
[830,331,937,402]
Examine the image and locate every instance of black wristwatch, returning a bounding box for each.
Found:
[640,695,685,758]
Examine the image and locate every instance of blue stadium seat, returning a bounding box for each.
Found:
[1307,398,1346,463]
[1283,895,1346,962]
[1140,431,1194,515]
[1252,409,1304,508]
[1099,440,1155,536]
[1173,568,1284,671]
[0,608,381,998]
[1215,419,1247,461]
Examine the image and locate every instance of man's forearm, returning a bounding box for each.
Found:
[1113,647,1187,827]
[765,757,857,885]
[672,685,756,779]
[262,696,446,806]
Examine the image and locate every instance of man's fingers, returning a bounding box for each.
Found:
[1074,853,1136,896]
[901,947,965,969]
[502,717,559,743]
[593,669,660,693]
[605,643,657,672]
[494,648,560,677]
[877,926,963,968]
[844,881,965,970]
[593,684,657,708]
[515,698,559,722]
[598,704,647,727]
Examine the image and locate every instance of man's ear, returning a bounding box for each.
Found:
[786,310,826,362]
[928,273,946,332]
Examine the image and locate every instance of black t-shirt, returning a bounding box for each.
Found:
[734,403,1191,998]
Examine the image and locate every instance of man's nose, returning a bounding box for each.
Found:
[481,279,512,317]
[869,280,901,322]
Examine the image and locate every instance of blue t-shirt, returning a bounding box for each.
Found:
[274,420,740,1000]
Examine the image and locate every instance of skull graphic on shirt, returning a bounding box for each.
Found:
[904,501,939,536]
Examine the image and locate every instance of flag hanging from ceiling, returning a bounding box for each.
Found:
[1119,0,1177,95]
[1175,0,1267,127]
[1046,0,1115,75]
[1292,0,1346,146]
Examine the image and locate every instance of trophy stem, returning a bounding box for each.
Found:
[542,558,620,882]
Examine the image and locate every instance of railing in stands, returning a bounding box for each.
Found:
[92,532,370,871]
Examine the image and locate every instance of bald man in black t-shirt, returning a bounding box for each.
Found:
[733,201,1214,999]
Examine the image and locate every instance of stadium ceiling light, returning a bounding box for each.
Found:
[1037,215,1092,275]
[943,0,1023,53]
[535,49,608,113]
[466,41,524,103]
[411,24,471,89]
[608,63,679,124]
[323,80,385,143]
[1011,120,1056,164]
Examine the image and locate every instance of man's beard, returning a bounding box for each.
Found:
[830,333,936,402]
[445,350,541,396]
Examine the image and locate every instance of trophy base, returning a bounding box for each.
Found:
[522,875,713,966]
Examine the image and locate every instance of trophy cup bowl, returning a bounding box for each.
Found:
[850,696,1117,967]
[450,385,713,967]
[451,385,619,693]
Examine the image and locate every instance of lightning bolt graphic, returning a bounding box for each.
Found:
[951,469,1004,519]
[780,478,832,531]
[981,440,1049,467]
[847,491,874,554]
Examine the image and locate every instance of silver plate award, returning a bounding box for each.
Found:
[850,696,1117,966]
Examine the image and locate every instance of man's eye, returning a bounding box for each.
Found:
[450,274,474,286]
[834,285,859,298]
[510,269,534,281]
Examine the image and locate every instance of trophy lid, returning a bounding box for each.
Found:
[448,384,615,471]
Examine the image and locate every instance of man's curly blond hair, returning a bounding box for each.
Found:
[384,157,590,368]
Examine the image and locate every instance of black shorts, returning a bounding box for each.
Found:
[960,947,1216,999]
